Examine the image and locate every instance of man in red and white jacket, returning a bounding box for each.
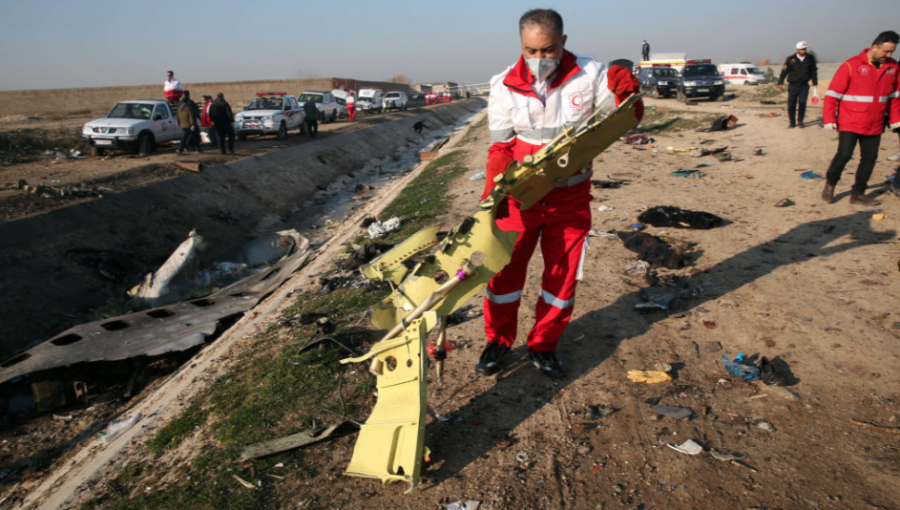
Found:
[346,90,357,122]
[822,31,900,206]
[475,8,643,379]
[163,71,183,103]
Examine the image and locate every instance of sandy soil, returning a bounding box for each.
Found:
[6,86,900,509]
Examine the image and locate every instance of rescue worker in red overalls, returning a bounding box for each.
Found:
[346,90,357,122]
[822,30,900,206]
[428,91,434,105]
[163,70,183,104]
[476,8,643,379]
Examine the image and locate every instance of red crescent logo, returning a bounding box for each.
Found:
[571,94,583,108]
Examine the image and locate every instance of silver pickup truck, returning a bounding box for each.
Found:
[82,100,181,156]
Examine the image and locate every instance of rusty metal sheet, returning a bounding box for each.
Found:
[0,232,311,384]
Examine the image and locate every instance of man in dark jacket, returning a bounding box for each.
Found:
[303,98,319,138]
[641,40,650,61]
[209,93,235,154]
[778,41,818,128]
[176,90,201,154]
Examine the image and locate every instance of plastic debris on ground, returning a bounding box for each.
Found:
[598,205,616,212]
[667,146,697,153]
[720,353,760,381]
[589,229,619,240]
[591,179,628,189]
[652,405,693,419]
[587,404,618,418]
[624,260,650,276]
[716,151,734,162]
[695,162,715,168]
[516,452,529,462]
[446,501,481,510]
[366,217,401,238]
[468,171,486,180]
[635,285,702,312]
[627,370,672,384]
[667,439,703,455]
[800,171,823,179]
[887,152,900,162]
[623,134,654,145]
[872,213,885,221]
[671,169,704,178]
[629,222,645,231]
[99,412,142,445]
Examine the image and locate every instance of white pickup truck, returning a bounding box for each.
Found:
[82,100,180,156]
[297,91,339,123]
[235,93,306,140]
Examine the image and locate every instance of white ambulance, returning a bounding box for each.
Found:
[718,63,766,85]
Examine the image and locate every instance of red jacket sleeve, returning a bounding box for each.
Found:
[607,64,644,122]
[890,70,900,126]
[824,62,850,125]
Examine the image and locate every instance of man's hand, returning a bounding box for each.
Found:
[823,123,837,131]
[607,62,643,121]
[191,125,198,132]
[482,154,515,201]
[889,122,900,131]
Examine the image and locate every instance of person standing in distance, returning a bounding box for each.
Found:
[641,39,650,61]
[778,41,818,128]
[477,8,643,379]
[822,31,900,206]
[209,93,236,155]
[346,90,357,122]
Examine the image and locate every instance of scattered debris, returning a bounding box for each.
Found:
[355,183,375,194]
[696,115,738,132]
[175,162,203,173]
[754,420,776,432]
[695,162,715,168]
[232,474,258,490]
[237,423,343,461]
[775,198,795,207]
[715,151,734,162]
[703,321,716,329]
[652,405,693,419]
[872,213,885,221]
[710,448,758,472]
[705,341,723,352]
[754,148,765,156]
[758,356,788,386]
[1,179,105,198]
[337,242,394,271]
[635,285,702,312]
[623,135,654,145]
[367,217,401,238]
[800,171,823,179]
[760,100,777,105]
[638,206,723,229]
[516,452,529,463]
[720,353,761,381]
[627,370,672,384]
[625,260,650,276]
[129,229,207,308]
[446,500,481,510]
[619,231,693,269]
[468,171,486,181]
[598,205,616,212]
[667,439,703,455]
[671,168,704,178]
[591,179,628,189]
[99,413,142,445]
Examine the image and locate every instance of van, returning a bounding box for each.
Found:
[357,88,384,114]
[718,63,766,85]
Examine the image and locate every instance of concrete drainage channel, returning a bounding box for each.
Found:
[0,99,485,363]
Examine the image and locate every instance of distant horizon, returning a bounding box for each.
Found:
[0,0,892,92]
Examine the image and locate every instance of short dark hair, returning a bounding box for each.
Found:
[167,70,173,75]
[519,9,563,38]
[183,90,190,98]
[216,93,224,99]
[873,31,899,46]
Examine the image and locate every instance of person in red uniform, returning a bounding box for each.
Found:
[163,71,183,103]
[476,8,642,379]
[199,95,217,148]
[822,31,900,206]
[346,90,357,122]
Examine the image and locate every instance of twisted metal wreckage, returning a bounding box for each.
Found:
[340,94,643,492]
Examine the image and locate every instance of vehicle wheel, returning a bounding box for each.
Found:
[330,109,337,123]
[238,133,248,141]
[715,94,725,102]
[138,133,154,155]
[276,122,287,140]
[91,146,105,156]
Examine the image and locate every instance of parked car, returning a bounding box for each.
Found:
[638,65,680,99]
[357,88,384,114]
[718,62,766,85]
[82,100,180,156]
[234,92,306,140]
[297,91,339,123]
[382,91,408,111]
[676,60,726,102]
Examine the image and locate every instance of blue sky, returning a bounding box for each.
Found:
[0,0,894,91]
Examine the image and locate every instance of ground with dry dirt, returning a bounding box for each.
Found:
[4,85,900,510]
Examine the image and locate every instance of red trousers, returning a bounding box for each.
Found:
[484,197,591,352]
[164,90,183,102]
[347,105,356,122]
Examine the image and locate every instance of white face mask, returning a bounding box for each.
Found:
[525,57,560,83]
